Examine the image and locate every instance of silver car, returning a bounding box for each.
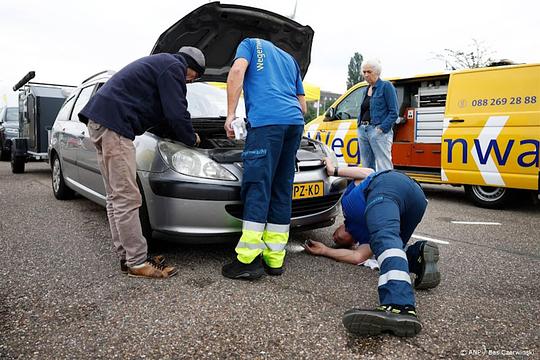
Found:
[48,2,346,243]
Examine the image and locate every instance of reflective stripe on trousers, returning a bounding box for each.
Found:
[236,221,265,264]
[262,223,289,268]
[235,222,289,267]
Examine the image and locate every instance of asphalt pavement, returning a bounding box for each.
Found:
[0,162,538,359]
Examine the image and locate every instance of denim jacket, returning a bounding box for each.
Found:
[357,78,398,133]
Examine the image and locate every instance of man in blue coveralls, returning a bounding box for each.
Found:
[222,38,307,279]
[305,161,441,337]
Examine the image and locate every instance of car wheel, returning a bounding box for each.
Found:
[11,152,25,173]
[52,155,74,200]
[137,177,153,243]
[464,185,512,209]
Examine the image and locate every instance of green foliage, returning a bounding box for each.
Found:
[303,103,318,123]
[347,52,364,89]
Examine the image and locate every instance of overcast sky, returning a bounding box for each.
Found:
[1,0,539,106]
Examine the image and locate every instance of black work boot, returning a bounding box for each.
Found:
[414,242,441,290]
[342,305,422,337]
[263,261,284,276]
[222,256,265,280]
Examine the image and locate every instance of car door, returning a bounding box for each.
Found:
[52,95,79,182]
[71,85,106,197]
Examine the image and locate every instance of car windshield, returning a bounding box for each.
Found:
[6,108,18,122]
[187,83,246,119]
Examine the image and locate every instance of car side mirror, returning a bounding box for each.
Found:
[324,108,336,122]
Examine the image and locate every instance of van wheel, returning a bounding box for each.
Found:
[52,155,74,200]
[11,153,25,173]
[464,185,512,209]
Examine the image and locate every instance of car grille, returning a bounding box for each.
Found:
[225,193,342,219]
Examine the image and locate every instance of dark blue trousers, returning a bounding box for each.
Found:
[241,124,304,225]
[364,171,427,306]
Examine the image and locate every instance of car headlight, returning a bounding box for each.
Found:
[5,128,18,135]
[158,140,237,181]
[321,143,338,168]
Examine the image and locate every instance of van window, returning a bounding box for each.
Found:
[335,86,366,120]
[70,86,95,121]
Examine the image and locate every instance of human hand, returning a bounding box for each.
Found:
[323,157,335,177]
[375,126,384,135]
[224,115,235,139]
[303,239,328,256]
[194,133,201,147]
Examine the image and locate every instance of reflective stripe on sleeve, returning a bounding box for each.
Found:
[378,270,412,287]
[377,248,407,267]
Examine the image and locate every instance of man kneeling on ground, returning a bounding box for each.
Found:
[304,160,441,337]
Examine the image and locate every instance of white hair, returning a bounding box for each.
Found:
[361,58,382,75]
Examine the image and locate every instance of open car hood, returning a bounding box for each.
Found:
[150,2,314,82]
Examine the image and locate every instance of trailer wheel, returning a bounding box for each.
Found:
[11,153,25,173]
[0,148,10,161]
[464,185,512,209]
[52,155,74,200]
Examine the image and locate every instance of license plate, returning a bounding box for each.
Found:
[292,181,324,199]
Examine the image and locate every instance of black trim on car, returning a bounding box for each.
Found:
[149,179,241,201]
[62,157,101,175]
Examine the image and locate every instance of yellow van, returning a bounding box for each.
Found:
[306,63,540,208]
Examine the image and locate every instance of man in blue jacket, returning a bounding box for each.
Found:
[79,47,205,279]
[222,38,307,279]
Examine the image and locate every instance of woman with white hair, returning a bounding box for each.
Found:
[357,59,398,171]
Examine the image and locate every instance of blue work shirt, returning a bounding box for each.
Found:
[341,173,377,245]
[79,53,196,145]
[358,78,398,133]
[234,38,305,128]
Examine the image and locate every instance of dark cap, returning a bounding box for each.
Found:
[178,46,206,77]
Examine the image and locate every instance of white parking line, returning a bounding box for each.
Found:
[451,221,501,225]
[412,234,449,245]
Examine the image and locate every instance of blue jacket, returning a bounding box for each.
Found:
[79,53,196,145]
[358,78,398,133]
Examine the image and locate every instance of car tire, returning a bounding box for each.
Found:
[11,153,25,173]
[51,155,74,200]
[137,177,154,243]
[464,185,513,209]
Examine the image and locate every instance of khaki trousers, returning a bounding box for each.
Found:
[87,120,147,266]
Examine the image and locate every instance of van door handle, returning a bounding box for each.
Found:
[449,119,465,123]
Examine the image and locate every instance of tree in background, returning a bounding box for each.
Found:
[435,39,495,70]
[346,52,364,89]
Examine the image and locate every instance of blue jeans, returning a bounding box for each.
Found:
[358,125,393,171]
[364,171,427,306]
[241,124,304,225]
